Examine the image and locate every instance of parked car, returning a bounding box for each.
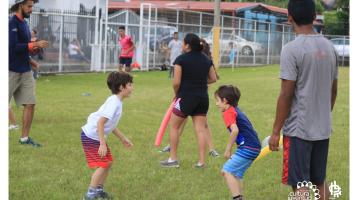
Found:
[204,33,265,56]
[330,38,349,58]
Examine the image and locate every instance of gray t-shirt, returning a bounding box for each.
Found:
[168,39,182,66]
[280,34,338,141]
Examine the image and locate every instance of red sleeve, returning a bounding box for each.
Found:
[222,107,237,128]
[28,42,34,51]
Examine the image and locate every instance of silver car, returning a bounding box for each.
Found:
[330,38,349,58]
[204,33,265,56]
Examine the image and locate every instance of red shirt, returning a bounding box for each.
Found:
[118,35,134,58]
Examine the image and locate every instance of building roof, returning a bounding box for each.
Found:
[109,0,288,15]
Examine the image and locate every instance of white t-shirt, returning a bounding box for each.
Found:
[68,43,78,56]
[168,39,182,66]
[82,95,123,141]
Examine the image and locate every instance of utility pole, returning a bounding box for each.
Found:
[213,0,221,68]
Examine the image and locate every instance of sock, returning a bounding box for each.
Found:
[233,195,243,200]
[87,186,97,197]
[168,158,176,162]
[96,184,104,192]
[20,137,29,142]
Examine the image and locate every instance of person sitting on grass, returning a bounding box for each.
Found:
[81,71,134,200]
[214,85,261,200]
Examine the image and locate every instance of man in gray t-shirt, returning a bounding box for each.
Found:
[168,32,182,78]
[269,0,338,199]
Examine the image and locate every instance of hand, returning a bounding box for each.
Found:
[121,138,133,149]
[98,144,107,158]
[224,150,231,160]
[269,133,280,151]
[35,40,49,49]
[30,59,39,70]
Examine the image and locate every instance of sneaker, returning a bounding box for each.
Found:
[83,195,98,200]
[209,149,220,157]
[160,159,179,168]
[9,124,19,131]
[19,137,42,147]
[194,162,205,169]
[98,191,113,200]
[160,145,171,153]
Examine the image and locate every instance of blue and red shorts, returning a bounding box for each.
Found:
[81,131,113,169]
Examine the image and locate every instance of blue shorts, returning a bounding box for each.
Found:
[222,151,254,179]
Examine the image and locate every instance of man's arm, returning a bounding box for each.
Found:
[331,79,338,111]
[269,79,295,151]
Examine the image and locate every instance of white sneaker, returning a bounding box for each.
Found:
[9,124,19,131]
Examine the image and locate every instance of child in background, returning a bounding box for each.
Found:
[81,71,134,200]
[214,85,261,200]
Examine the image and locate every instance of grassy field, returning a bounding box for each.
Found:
[9,66,349,200]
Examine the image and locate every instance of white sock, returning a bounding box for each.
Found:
[20,137,29,142]
[168,158,176,162]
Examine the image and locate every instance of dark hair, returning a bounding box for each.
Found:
[32,29,37,34]
[118,26,125,30]
[107,71,133,94]
[288,0,316,26]
[200,38,211,58]
[173,32,178,35]
[214,85,241,107]
[184,33,203,52]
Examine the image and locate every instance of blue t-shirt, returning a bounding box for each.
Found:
[9,15,32,73]
[223,106,261,159]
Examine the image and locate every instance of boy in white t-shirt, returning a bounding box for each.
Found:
[81,71,134,200]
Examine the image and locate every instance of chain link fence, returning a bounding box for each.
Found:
[22,4,349,73]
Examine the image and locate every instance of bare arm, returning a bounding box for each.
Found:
[173,64,182,97]
[269,79,295,151]
[112,128,133,148]
[224,123,239,159]
[272,80,295,135]
[331,79,338,111]
[207,66,217,84]
[97,117,108,157]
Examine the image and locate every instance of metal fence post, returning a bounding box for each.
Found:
[99,19,103,70]
[342,36,345,67]
[199,12,202,37]
[145,4,152,71]
[153,7,158,69]
[282,25,285,49]
[267,23,271,65]
[253,21,257,65]
[103,0,109,73]
[59,10,64,72]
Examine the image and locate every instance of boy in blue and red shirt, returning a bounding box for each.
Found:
[214,85,261,200]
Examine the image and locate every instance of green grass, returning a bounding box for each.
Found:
[9,66,349,200]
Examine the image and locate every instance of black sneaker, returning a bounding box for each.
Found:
[160,159,179,168]
[209,149,220,157]
[98,191,113,200]
[19,137,42,147]
[160,145,171,153]
[83,195,98,200]
[194,163,205,169]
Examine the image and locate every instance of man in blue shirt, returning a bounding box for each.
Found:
[9,0,48,147]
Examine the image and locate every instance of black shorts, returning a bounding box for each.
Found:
[282,136,329,187]
[119,57,132,67]
[172,96,209,118]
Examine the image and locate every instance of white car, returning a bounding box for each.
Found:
[330,38,349,57]
[204,33,265,56]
